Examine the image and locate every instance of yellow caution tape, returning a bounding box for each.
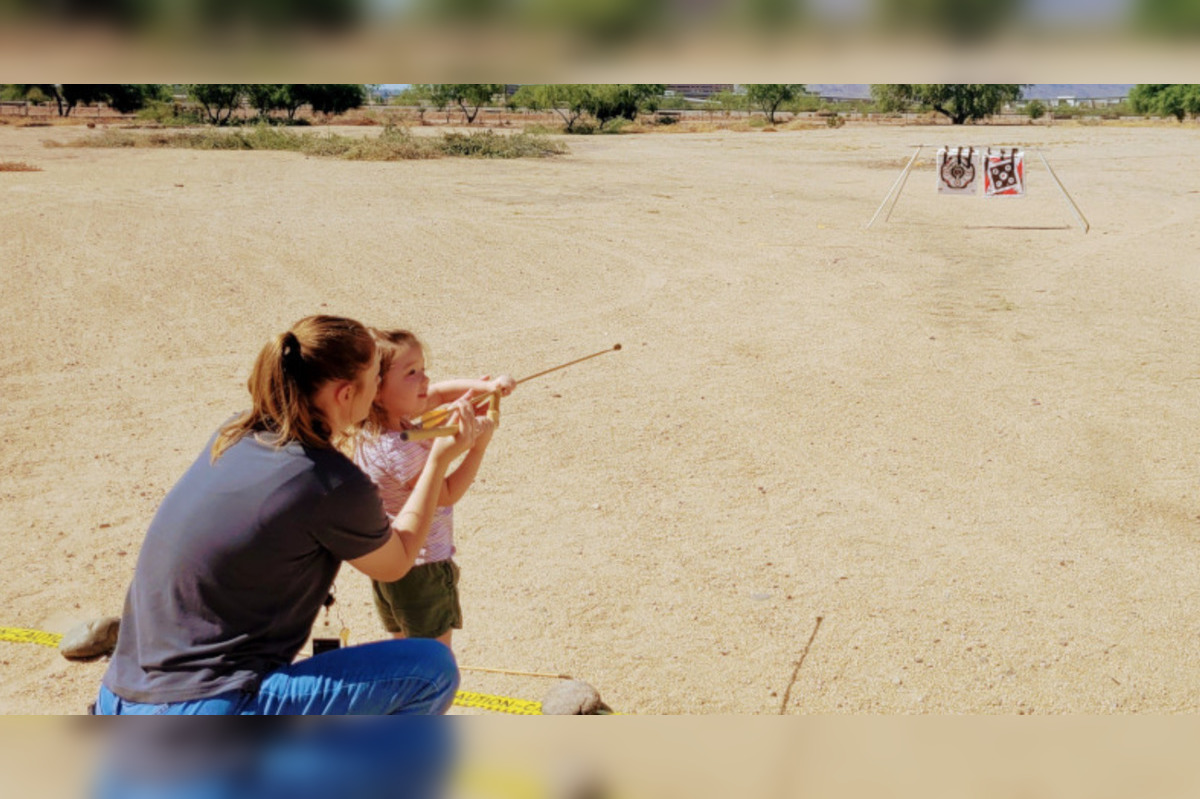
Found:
[1,624,543,715]
[0,626,63,648]
[453,690,542,715]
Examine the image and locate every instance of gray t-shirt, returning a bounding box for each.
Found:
[102,432,391,704]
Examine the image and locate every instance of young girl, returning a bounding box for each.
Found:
[354,328,514,651]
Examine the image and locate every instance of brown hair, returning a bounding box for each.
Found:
[211,315,376,461]
[359,327,426,437]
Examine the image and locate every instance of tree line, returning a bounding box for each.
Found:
[400,84,821,128]
[1,85,167,117]
[413,85,1029,127]
[0,85,368,122]
[7,85,1196,127]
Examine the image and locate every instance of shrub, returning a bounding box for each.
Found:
[599,118,633,134]
[136,101,204,127]
[58,124,567,160]
[440,131,567,157]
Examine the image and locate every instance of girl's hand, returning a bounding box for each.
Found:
[430,397,479,461]
[481,374,516,397]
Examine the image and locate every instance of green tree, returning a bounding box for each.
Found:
[1160,87,1187,121]
[1,84,37,102]
[1130,84,1200,121]
[1183,86,1200,119]
[1129,84,1162,115]
[278,86,309,121]
[745,84,806,124]
[511,84,591,131]
[243,85,324,122]
[1026,99,1046,121]
[103,85,166,113]
[11,84,83,115]
[9,84,162,116]
[246,85,289,121]
[511,84,664,131]
[186,84,248,125]
[871,84,1023,125]
[581,84,664,128]
[294,84,367,117]
[426,84,506,124]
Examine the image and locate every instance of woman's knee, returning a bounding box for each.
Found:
[379,637,456,669]
[373,638,459,714]
[407,637,459,689]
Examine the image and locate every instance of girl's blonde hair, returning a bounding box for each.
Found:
[212,315,376,461]
[360,327,426,437]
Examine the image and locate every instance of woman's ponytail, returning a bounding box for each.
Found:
[212,316,375,461]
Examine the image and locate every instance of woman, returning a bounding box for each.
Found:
[95,315,480,714]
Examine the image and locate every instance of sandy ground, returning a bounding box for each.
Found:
[2,119,1200,715]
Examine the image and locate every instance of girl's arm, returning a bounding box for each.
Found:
[349,398,479,582]
[424,374,515,412]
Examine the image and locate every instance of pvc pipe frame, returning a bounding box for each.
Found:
[1036,150,1090,232]
[866,145,922,230]
[867,146,1090,233]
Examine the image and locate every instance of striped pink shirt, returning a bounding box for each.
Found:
[354,430,454,565]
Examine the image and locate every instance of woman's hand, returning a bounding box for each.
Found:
[429,396,480,461]
[475,415,495,446]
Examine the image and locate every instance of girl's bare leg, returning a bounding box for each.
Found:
[391,630,451,650]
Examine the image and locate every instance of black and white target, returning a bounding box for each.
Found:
[937,147,979,195]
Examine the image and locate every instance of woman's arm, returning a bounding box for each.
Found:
[349,398,479,581]
[439,417,494,505]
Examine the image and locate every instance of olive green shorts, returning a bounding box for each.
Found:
[372,560,462,639]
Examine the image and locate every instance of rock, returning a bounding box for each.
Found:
[541,680,612,715]
[59,616,120,660]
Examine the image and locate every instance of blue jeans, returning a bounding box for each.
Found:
[92,719,457,799]
[95,639,459,715]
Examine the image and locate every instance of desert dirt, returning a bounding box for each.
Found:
[2,119,1200,714]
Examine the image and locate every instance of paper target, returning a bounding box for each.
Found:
[937,147,979,195]
[984,148,1025,197]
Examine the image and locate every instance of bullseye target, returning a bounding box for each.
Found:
[937,147,979,195]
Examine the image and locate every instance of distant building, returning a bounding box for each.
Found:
[665,84,734,98]
[1052,95,1126,108]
